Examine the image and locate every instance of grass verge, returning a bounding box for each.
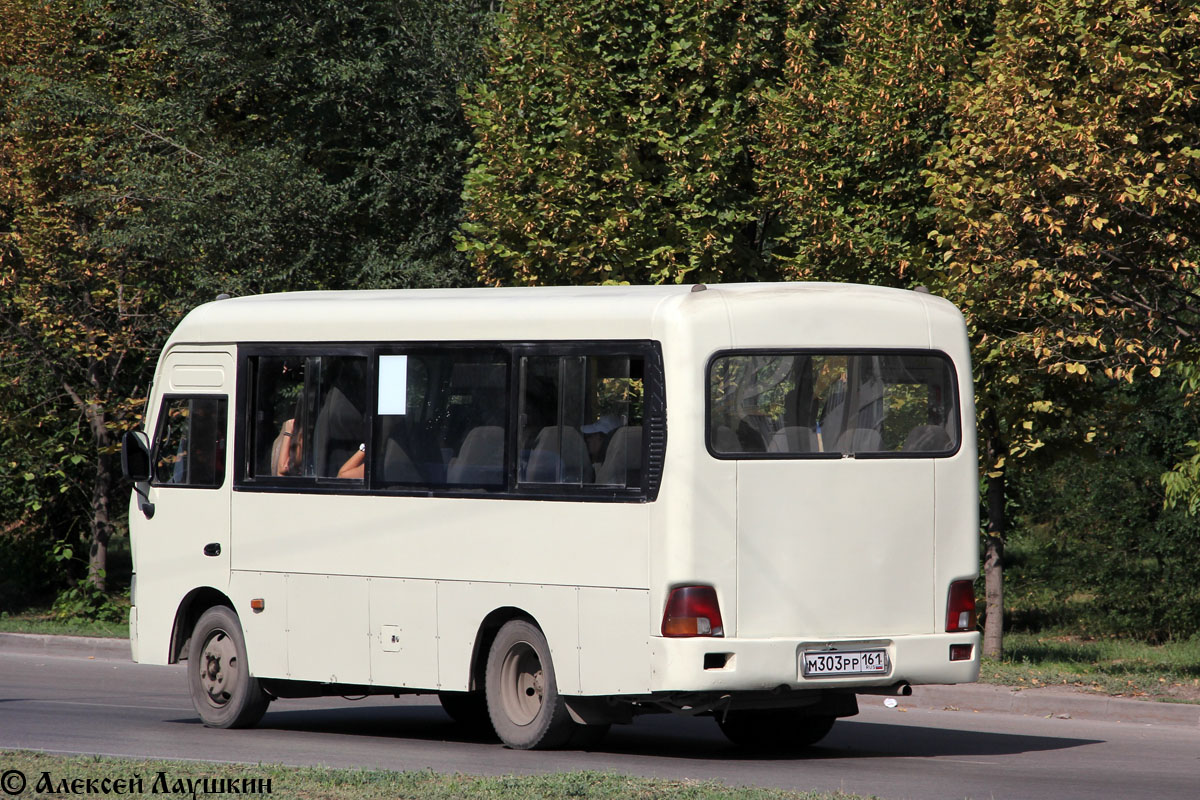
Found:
[0,609,127,639]
[0,751,871,800]
[979,630,1200,703]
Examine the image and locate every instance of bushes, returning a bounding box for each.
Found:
[1006,380,1200,642]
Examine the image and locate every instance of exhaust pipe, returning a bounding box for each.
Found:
[858,682,912,697]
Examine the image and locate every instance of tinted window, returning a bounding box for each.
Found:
[709,352,958,457]
[249,355,368,482]
[152,396,228,487]
[519,354,645,487]
[373,351,509,488]
[238,342,662,500]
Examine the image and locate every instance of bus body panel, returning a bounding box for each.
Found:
[649,290,740,636]
[723,282,934,350]
[161,286,678,348]
[228,570,290,678]
[577,587,652,694]
[734,458,936,639]
[285,572,370,684]
[435,580,581,693]
[368,577,440,689]
[229,494,650,590]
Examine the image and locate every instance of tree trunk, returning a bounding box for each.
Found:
[88,449,114,591]
[65,368,114,592]
[982,411,1007,659]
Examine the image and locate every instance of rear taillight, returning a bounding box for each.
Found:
[946,580,977,632]
[661,585,724,637]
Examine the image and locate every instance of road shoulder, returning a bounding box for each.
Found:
[0,631,129,661]
[902,682,1200,728]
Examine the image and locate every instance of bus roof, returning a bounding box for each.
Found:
[163,282,965,351]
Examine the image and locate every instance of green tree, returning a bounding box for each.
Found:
[1008,378,1200,642]
[1162,362,1200,516]
[1,0,171,592]
[105,0,493,295]
[2,0,494,602]
[928,0,1200,655]
[460,0,791,286]
[759,0,989,286]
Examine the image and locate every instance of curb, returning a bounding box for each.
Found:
[899,682,1200,728]
[3,633,1197,728]
[0,632,129,661]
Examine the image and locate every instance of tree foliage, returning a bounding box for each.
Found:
[104,0,492,294]
[927,0,1200,653]
[760,0,987,286]
[1,0,494,602]
[460,0,791,285]
[1162,362,1200,515]
[930,0,1200,380]
[1008,378,1200,642]
[2,0,1198,645]
[0,0,175,591]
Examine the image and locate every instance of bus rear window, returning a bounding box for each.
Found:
[708,351,959,457]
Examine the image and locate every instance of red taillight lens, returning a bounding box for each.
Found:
[661,585,724,637]
[946,580,977,632]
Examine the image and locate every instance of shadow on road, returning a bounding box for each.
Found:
[169,703,1103,761]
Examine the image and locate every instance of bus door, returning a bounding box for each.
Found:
[133,350,234,662]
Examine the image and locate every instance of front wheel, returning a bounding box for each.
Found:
[485,619,576,749]
[187,605,270,729]
[716,709,836,750]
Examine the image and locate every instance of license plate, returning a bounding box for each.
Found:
[802,649,890,677]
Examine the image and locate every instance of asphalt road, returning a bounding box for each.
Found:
[2,648,1198,800]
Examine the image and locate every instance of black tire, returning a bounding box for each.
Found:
[485,619,576,749]
[438,691,494,736]
[187,605,270,729]
[716,709,836,750]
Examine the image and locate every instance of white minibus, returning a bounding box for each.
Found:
[122,282,980,750]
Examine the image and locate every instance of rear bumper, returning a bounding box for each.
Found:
[649,631,981,693]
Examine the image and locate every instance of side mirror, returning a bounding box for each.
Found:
[121,430,156,519]
[121,430,152,482]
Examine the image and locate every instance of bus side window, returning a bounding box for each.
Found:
[252,357,308,478]
[311,357,368,479]
[519,354,645,488]
[586,357,645,488]
[248,355,369,481]
[374,351,509,489]
[152,396,228,488]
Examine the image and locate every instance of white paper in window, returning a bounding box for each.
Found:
[377,355,409,415]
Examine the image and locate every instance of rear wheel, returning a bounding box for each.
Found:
[187,605,270,729]
[485,620,575,749]
[716,709,836,750]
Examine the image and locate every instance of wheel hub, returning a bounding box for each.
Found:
[199,630,238,707]
[500,642,544,726]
